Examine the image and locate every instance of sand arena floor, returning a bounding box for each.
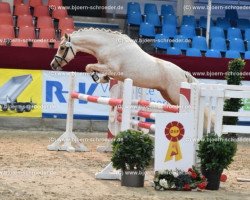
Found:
[0,130,249,200]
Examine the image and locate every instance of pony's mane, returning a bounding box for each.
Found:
[71,28,123,36]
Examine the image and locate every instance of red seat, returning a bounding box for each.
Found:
[0,13,14,25]
[14,0,23,6]
[36,16,54,28]
[11,39,29,47]
[18,26,35,39]
[0,2,11,13]
[39,28,55,39]
[53,40,60,48]
[17,15,33,27]
[48,0,63,7]
[60,28,74,37]
[58,17,74,30]
[14,4,31,16]
[33,5,49,17]
[0,25,15,39]
[52,9,68,19]
[28,0,43,7]
[32,39,50,48]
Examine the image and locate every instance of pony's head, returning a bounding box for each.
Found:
[51,33,76,70]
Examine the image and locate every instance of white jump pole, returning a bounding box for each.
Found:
[47,72,88,152]
[95,78,133,180]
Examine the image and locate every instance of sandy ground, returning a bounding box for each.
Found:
[0,130,249,200]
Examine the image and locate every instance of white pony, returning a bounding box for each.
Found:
[50,28,198,105]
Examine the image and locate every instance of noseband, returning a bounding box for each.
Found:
[54,37,76,67]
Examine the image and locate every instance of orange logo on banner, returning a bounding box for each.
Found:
[164,121,185,162]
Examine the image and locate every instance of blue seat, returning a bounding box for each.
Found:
[225,50,241,59]
[225,9,238,21]
[245,51,250,59]
[144,3,158,15]
[186,48,202,57]
[216,17,231,30]
[237,18,250,31]
[247,41,250,51]
[173,35,189,50]
[139,22,155,37]
[182,15,196,27]
[227,27,242,40]
[162,24,177,37]
[127,2,141,15]
[229,38,245,53]
[211,37,227,52]
[199,16,214,28]
[161,5,174,16]
[180,25,196,38]
[192,36,208,51]
[145,13,161,27]
[166,47,182,55]
[154,34,170,50]
[245,29,250,41]
[162,14,177,26]
[205,49,222,58]
[210,27,225,39]
[127,12,142,26]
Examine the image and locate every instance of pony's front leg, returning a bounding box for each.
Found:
[85,64,110,83]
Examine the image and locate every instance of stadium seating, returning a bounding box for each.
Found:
[237,18,250,30]
[182,15,196,27]
[11,39,28,47]
[144,3,158,15]
[33,5,50,17]
[0,25,15,39]
[127,2,141,15]
[0,2,11,13]
[162,14,177,26]
[225,9,238,21]
[39,28,56,39]
[145,13,161,27]
[154,34,170,50]
[216,17,231,30]
[211,37,227,52]
[245,51,250,59]
[244,29,250,41]
[173,35,189,50]
[192,36,208,51]
[161,5,174,16]
[162,24,177,37]
[52,9,68,19]
[17,15,34,27]
[229,38,245,53]
[0,13,14,26]
[14,4,31,16]
[205,49,222,58]
[186,48,202,57]
[180,25,196,38]
[127,11,142,26]
[210,26,225,39]
[139,22,155,37]
[36,16,54,29]
[58,17,74,30]
[28,0,43,8]
[225,50,241,58]
[166,47,182,55]
[227,27,242,40]
[14,0,23,6]
[18,26,35,39]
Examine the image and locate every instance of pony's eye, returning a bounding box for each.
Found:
[60,46,65,51]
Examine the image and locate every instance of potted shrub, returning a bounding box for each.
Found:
[111,129,154,187]
[197,133,237,190]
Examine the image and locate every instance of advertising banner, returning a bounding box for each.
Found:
[0,68,42,117]
[155,113,195,171]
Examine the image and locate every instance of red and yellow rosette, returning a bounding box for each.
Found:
[164,121,185,162]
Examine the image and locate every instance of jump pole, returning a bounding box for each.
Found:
[47,72,88,152]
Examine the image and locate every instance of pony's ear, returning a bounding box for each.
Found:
[65,33,69,39]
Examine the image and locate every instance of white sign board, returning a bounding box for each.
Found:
[155,113,195,171]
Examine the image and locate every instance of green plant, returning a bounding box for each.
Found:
[111,129,154,171]
[197,134,237,172]
[223,59,245,127]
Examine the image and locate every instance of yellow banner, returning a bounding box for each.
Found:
[0,69,42,118]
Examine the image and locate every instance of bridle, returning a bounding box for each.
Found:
[54,37,76,67]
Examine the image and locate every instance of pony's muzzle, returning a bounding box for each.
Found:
[51,61,62,71]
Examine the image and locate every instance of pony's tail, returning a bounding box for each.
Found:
[185,71,198,83]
